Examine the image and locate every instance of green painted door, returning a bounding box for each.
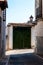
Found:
[13,27,31,49]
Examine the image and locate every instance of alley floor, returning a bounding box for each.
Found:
[0,49,43,65]
[5,49,43,65]
[8,53,43,65]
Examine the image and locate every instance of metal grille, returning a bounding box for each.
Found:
[3,9,6,21]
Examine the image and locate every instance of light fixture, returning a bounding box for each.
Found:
[30,15,33,23]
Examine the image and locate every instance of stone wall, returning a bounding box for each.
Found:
[31,19,43,54]
[36,36,43,54]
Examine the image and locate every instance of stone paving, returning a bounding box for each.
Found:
[0,56,10,65]
[0,49,43,65]
[8,53,43,65]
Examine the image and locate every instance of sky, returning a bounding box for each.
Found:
[6,0,35,25]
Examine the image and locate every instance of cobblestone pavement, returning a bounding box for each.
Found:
[0,56,10,65]
[8,53,43,65]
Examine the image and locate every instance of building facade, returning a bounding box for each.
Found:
[0,0,8,58]
[6,0,43,55]
[35,0,42,19]
[31,0,43,55]
[31,19,43,54]
[6,23,34,50]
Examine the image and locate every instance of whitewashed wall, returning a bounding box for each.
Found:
[8,25,13,50]
[31,26,36,48]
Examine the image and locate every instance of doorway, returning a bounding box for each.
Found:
[13,27,31,49]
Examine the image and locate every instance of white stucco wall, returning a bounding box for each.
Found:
[31,26,36,48]
[8,25,13,49]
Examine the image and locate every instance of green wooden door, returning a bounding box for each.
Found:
[13,27,31,49]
